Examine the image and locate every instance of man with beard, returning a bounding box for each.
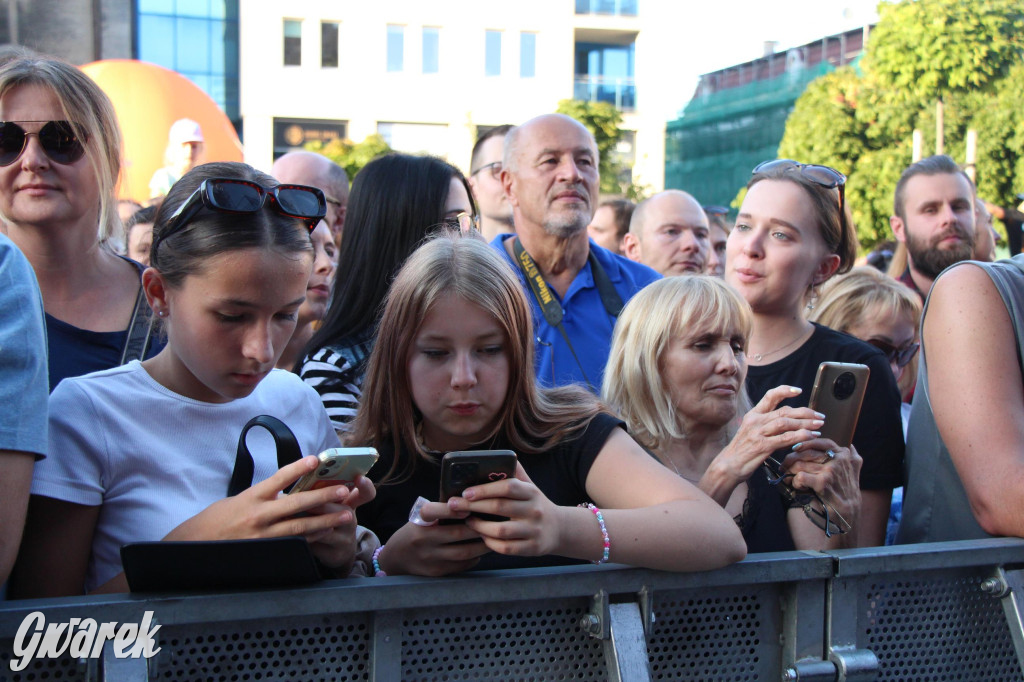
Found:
[890,155,976,300]
[492,113,660,389]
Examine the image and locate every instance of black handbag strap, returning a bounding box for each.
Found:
[119,284,156,365]
[511,238,623,390]
[228,416,303,497]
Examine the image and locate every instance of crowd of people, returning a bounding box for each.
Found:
[1,53,1022,598]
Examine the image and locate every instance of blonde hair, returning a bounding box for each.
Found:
[603,276,753,452]
[810,266,922,397]
[348,233,606,483]
[0,56,123,244]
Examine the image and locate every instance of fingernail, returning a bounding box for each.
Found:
[336,486,349,499]
[463,489,476,500]
[812,419,824,427]
[814,412,825,419]
[811,431,821,437]
[792,442,804,451]
[339,511,352,523]
[789,386,801,394]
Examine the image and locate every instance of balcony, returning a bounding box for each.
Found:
[574,75,636,112]
[575,0,638,16]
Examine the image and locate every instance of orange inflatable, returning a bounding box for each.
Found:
[80,59,243,204]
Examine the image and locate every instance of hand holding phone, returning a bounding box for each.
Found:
[439,450,518,523]
[289,447,379,494]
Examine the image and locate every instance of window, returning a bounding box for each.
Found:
[520,32,536,78]
[387,25,404,72]
[284,19,301,66]
[422,27,439,74]
[485,30,501,76]
[321,22,339,68]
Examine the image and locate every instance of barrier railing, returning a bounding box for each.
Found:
[2,538,1024,681]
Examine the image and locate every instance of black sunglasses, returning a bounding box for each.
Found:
[762,456,851,538]
[753,159,847,214]
[154,178,326,256]
[867,338,920,369]
[0,120,86,167]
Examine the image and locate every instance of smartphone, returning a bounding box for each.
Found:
[439,450,518,523]
[289,447,379,494]
[808,362,870,448]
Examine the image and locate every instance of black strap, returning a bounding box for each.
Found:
[119,284,156,365]
[228,416,303,497]
[511,239,623,390]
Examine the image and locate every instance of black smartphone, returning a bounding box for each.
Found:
[439,450,518,523]
[808,362,870,448]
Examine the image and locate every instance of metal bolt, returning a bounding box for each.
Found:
[782,668,798,682]
[980,578,1003,595]
[579,614,601,635]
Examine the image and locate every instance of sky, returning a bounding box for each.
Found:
[657,0,882,118]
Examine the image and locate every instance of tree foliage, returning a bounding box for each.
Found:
[303,134,393,181]
[771,0,1024,251]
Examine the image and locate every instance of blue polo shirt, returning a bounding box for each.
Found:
[491,234,660,390]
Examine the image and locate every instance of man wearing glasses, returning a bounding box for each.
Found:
[272,151,349,247]
[468,125,515,241]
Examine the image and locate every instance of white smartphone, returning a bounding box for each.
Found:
[288,447,379,494]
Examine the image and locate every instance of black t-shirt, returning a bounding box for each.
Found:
[359,412,624,571]
[737,470,796,553]
[744,324,905,491]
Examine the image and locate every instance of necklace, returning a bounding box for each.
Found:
[661,454,701,484]
[750,326,812,362]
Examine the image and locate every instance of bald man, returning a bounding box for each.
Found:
[492,113,659,389]
[272,151,349,245]
[622,190,710,276]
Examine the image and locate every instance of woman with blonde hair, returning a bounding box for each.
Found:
[725,160,905,546]
[350,233,746,576]
[604,276,862,551]
[0,55,161,389]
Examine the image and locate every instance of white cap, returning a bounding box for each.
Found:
[168,118,204,145]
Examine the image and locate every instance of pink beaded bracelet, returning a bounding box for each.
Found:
[372,545,387,577]
[579,503,610,564]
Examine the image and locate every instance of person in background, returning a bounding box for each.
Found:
[604,276,863,552]
[622,190,709,276]
[125,205,157,266]
[985,194,1023,256]
[276,220,337,371]
[351,234,746,576]
[468,125,515,242]
[272,151,349,248]
[0,233,48,586]
[148,118,205,201]
[973,198,999,262]
[0,55,163,390]
[298,154,475,435]
[725,159,904,546]
[704,206,731,278]
[897,253,1024,543]
[587,198,634,255]
[494,113,659,390]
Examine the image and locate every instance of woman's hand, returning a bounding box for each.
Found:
[782,439,863,547]
[703,386,824,505]
[377,500,489,577]
[453,463,566,558]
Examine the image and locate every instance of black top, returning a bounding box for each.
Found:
[744,324,905,491]
[359,412,624,571]
[736,470,796,553]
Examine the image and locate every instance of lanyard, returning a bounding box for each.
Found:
[511,238,623,389]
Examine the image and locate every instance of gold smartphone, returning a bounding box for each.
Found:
[808,362,870,448]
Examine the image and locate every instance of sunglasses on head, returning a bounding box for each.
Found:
[0,120,86,167]
[153,178,326,255]
[440,212,479,233]
[866,338,920,369]
[753,159,847,213]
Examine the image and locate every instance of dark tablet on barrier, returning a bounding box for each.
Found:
[121,537,321,592]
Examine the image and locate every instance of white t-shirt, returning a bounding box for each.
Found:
[32,361,339,591]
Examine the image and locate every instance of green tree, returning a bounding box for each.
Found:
[555,99,633,196]
[303,134,392,181]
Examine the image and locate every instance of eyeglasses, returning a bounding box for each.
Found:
[471,161,502,179]
[154,178,325,254]
[441,212,479,233]
[762,456,851,538]
[0,120,86,167]
[752,159,847,214]
[866,338,920,369]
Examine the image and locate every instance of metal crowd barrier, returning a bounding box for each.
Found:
[2,538,1024,681]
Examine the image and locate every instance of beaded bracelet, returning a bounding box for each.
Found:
[372,545,387,577]
[579,503,610,564]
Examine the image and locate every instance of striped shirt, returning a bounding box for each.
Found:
[298,337,373,432]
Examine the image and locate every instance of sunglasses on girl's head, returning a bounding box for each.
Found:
[867,338,920,369]
[752,158,847,213]
[153,178,326,256]
[0,121,87,167]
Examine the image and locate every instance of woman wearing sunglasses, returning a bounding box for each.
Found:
[724,160,905,547]
[0,56,164,391]
[12,162,375,597]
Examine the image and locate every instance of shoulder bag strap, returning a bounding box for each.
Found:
[587,250,624,318]
[119,284,156,365]
[228,415,303,497]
